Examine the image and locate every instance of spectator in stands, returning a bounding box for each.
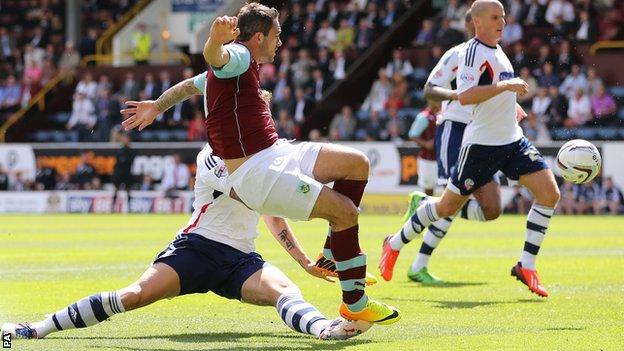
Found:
[444,0,467,31]
[307,68,330,102]
[532,87,551,119]
[291,49,313,88]
[361,68,391,114]
[160,154,190,192]
[556,40,575,75]
[508,0,524,21]
[40,59,57,86]
[546,85,568,128]
[131,23,152,65]
[560,64,588,99]
[565,88,592,128]
[522,111,551,143]
[164,93,195,130]
[292,87,314,125]
[385,75,407,111]
[0,27,16,63]
[141,72,157,100]
[335,19,355,52]
[435,18,464,49]
[577,180,601,214]
[316,47,332,76]
[0,164,9,191]
[534,45,555,76]
[381,1,399,28]
[272,70,291,104]
[187,110,206,141]
[329,49,349,81]
[120,71,139,102]
[385,48,414,80]
[24,58,43,84]
[91,177,103,191]
[55,172,74,191]
[575,10,598,42]
[520,0,547,27]
[79,28,98,60]
[67,92,96,141]
[276,109,296,140]
[94,88,119,142]
[502,15,523,45]
[538,62,559,88]
[139,175,154,191]
[329,105,356,141]
[74,152,95,190]
[96,75,112,98]
[1,75,22,113]
[30,26,48,48]
[316,19,337,49]
[58,41,80,73]
[546,0,575,26]
[414,19,436,46]
[75,73,98,100]
[559,181,578,214]
[518,67,538,108]
[273,85,295,119]
[35,158,57,191]
[591,84,617,126]
[9,171,30,191]
[155,71,172,98]
[357,109,387,141]
[599,177,623,215]
[23,43,45,68]
[300,18,317,51]
[355,18,374,51]
[586,67,604,97]
[111,133,135,210]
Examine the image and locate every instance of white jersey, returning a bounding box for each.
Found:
[456,38,523,146]
[426,43,473,125]
[176,145,260,253]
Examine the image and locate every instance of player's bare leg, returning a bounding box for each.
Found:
[241,265,371,340]
[511,169,560,297]
[2,263,180,339]
[472,181,502,220]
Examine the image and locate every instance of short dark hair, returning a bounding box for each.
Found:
[237,2,279,41]
[465,9,472,23]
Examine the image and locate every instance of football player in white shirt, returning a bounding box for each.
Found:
[380,10,506,284]
[2,144,372,341]
[385,0,559,298]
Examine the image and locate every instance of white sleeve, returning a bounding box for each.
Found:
[426,48,457,88]
[457,43,485,94]
[195,148,228,193]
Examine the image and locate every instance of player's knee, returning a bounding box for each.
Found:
[348,149,370,178]
[546,187,561,207]
[336,199,359,226]
[482,202,502,220]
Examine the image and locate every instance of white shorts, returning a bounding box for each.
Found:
[227,140,323,221]
[418,158,438,190]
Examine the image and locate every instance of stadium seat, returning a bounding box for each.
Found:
[596,127,618,140]
[172,130,188,141]
[576,128,598,140]
[550,128,574,140]
[137,130,155,141]
[155,130,174,142]
[32,130,53,142]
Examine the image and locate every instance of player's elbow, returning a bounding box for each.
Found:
[458,92,472,105]
[423,85,434,101]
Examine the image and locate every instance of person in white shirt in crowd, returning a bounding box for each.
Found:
[66,92,96,141]
[531,87,551,121]
[545,0,575,25]
[361,68,391,115]
[559,64,588,99]
[160,153,190,191]
[315,19,337,49]
[330,49,348,81]
[75,73,98,101]
[564,88,591,128]
[501,15,523,45]
[385,49,414,79]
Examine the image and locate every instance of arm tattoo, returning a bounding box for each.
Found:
[154,78,201,113]
[278,230,295,251]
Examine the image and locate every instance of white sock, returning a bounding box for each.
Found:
[459,199,486,221]
[520,204,554,270]
[389,202,439,251]
[411,217,453,271]
[32,291,125,338]
[276,292,330,337]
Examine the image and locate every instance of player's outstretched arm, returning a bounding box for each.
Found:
[458,78,529,105]
[423,83,458,102]
[203,16,240,68]
[262,215,335,282]
[121,77,201,131]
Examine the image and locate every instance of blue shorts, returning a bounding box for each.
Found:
[449,137,549,195]
[154,234,266,300]
[435,120,466,185]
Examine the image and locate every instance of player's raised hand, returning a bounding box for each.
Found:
[209,16,240,45]
[121,100,160,131]
[504,78,529,96]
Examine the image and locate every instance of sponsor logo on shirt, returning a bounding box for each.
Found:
[296,180,310,194]
[499,72,514,81]
[434,69,444,78]
[460,72,474,83]
[464,178,474,191]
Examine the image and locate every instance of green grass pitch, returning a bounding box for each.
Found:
[1,214,623,350]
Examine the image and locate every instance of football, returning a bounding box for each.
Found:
[555,139,602,184]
